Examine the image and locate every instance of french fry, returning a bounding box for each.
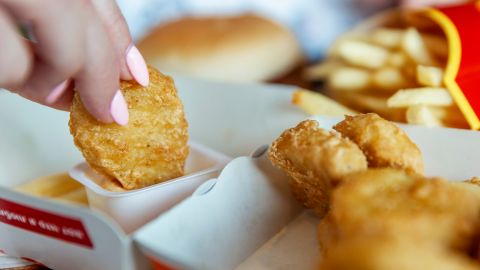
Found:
[407,105,468,128]
[336,40,389,69]
[386,51,409,68]
[417,65,444,87]
[426,105,467,128]
[15,173,83,198]
[327,33,371,56]
[422,34,448,60]
[303,61,341,81]
[402,12,441,32]
[300,12,464,129]
[15,173,89,206]
[329,67,371,91]
[372,67,411,92]
[402,27,437,66]
[402,62,418,81]
[56,188,89,206]
[292,89,357,116]
[330,91,406,122]
[387,88,453,107]
[371,28,404,48]
[406,105,442,127]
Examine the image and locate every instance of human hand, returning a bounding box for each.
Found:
[0,0,149,125]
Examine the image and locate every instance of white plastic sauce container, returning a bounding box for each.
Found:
[69,142,231,233]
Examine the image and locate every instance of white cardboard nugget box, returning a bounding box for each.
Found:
[2,77,479,269]
[0,77,307,269]
[133,117,480,270]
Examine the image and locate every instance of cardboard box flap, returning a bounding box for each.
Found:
[0,92,81,187]
[398,124,480,179]
[236,211,321,270]
[0,187,143,270]
[239,116,480,269]
[134,148,303,270]
[176,76,307,157]
[135,116,480,270]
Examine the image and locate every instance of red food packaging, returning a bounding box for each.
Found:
[424,2,480,129]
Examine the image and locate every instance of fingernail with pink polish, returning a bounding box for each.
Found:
[110,90,129,126]
[45,80,69,104]
[126,45,149,87]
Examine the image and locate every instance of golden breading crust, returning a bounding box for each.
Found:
[69,66,189,190]
[319,237,480,270]
[100,178,127,192]
[268,120,368,217]
[318,169,480,253]
[333,113,424,174]
[454,178,480,200]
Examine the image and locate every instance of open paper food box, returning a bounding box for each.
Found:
[1,74,480,269]
[0,76,307,269]
[2,3,480,269]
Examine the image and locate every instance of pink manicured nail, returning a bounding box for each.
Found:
[45,80,69,104]
[126,45,149,87]
[110,90,129,126]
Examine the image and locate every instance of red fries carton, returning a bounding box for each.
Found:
[424,2,480,129]
[355,2,480,129]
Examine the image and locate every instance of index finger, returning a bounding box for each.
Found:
[91,0,149,87]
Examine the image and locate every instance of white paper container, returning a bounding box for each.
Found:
[69,142,231,233]
[134,116,480,270]
[0,75,305,269]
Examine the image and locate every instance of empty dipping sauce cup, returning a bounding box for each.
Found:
[69,142,231,233]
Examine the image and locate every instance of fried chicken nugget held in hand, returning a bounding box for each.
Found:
[334,113,424,174]
[70,66,189,190]
[100,178,127,192]
[319,169,480,253]
[268,120,368,217]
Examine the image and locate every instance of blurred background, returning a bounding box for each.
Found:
[117,0,397,86]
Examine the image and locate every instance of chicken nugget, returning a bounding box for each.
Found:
[69,66,189,190]
[333,113,424,174]
[100,178,127,192]
[319,169,480,252]
[268,120,367,216]
[454,177,480,201]
[320,237,480,270]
